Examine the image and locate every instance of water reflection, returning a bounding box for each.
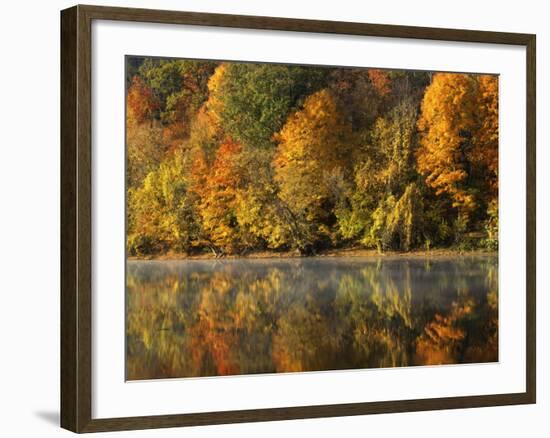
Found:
[126,256,498,380]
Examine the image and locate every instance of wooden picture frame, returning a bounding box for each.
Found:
[61,4,536,433]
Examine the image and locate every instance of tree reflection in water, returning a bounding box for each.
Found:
[126,256,498,380]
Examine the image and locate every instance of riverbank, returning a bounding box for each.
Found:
[128,247,497,261]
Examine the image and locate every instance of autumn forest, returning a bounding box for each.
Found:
[126,57,498,257]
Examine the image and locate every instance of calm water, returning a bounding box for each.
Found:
[126,256,498,380]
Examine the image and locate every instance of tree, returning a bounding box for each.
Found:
[386,70,431,105]
[126,121,165,189]
[328,68,389,131]
[273,89,354,251]
[204,63,228,127]
[126,56,145,88]
[127,76,160,125]
[196,139,245,254]
[370,99,419,193]
[212,63,329,149]
[138,59,217,123]
[136,59,219,150]
[348,98,424,249]
[368,69,392,97]
[127,151,200,255]
[126,76,166,189]
[416,73,499,226]
[364,183,424,251]
[232,148,292,250]
[471,75,499,202]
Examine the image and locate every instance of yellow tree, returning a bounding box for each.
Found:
[273,89,354,250]
[205,63,228,126]
[127,151,199,255]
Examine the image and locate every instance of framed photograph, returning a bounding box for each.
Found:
[60,4,536,433]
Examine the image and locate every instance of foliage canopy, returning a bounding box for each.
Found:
[126,57,498,256]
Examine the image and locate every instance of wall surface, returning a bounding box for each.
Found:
[0,0,546,436]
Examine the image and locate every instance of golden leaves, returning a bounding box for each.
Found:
[274,89,353,216]
[417,73,499,218]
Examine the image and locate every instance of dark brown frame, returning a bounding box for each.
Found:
[61,4,536,433]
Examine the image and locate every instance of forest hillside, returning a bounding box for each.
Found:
[126,58,498,257]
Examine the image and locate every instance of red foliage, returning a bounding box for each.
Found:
[127,76,160,124]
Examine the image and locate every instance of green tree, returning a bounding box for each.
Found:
[213,63,329,149]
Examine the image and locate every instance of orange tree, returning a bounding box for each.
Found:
[416,73,498,233]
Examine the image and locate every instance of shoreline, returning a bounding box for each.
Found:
[128,247,497,261]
